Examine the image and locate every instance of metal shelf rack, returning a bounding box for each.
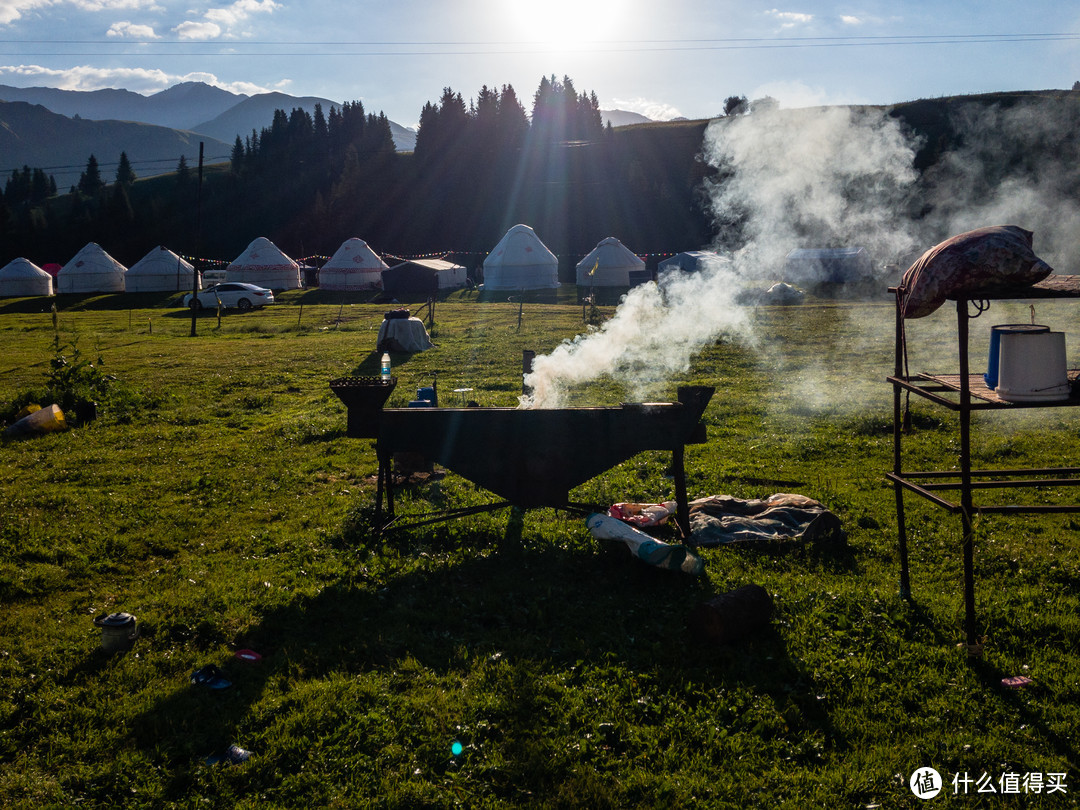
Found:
[887,275,1080,651]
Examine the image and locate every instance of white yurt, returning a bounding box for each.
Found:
[125,246,197,292]
[0,257,53,297]
[575,236,644,287]
[57,243,127,294]
[225,237,301,289]
[320,238,387,291]
[482,224,560,291]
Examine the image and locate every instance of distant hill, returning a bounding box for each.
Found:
[0,82,242,130]
[0,100,231,189]
[0,82,419,160]
[192,91,339,142]
[600,109,654,128]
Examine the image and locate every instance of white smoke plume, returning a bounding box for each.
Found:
[705,105,922,275]
[522,97,1080,408]
[523,256,753,408]
[920,99,1080,271]
[522,105,922,408]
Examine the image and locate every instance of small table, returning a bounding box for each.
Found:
[377,317,432,352]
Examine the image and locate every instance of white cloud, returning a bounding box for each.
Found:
[106,20,158,37]
[71,0,160,10]
[610,97,682,121]
[204,0,279,27]
[0,63,273,95]
[174,20,221,39]
[765,9,813,28]
[0,0,54,27]
[840,15,861,25]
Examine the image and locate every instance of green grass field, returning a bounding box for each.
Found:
[1,290,1078,808]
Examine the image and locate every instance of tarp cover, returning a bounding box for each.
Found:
[57,243,127,294]
[376,317,433,352]
[225,237,301,290]
[482,224,560,291]
[0,257,53,297]
[125,246,196,292]
[901,225,1053,319]
[658,251,731,275]
[382,259,466,295]
[576,236,643,286]
[784,246,872,284]
[319,238,388,291]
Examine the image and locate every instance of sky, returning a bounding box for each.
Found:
[1,0,1079,128]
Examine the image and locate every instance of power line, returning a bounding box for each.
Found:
[1,154,231,175]
[1,32,1077,56]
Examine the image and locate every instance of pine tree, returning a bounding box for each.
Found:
[230,136,244,174]
[115,151,136,187]
[78,155,104,197]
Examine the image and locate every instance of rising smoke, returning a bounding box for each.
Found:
[522,97,1080,408]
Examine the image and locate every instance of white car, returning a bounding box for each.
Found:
[183,282,275,311]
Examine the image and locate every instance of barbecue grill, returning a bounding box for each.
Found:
[330,379,714,537]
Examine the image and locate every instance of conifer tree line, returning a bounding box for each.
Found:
[0,74,716,269]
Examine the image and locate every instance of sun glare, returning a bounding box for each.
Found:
[505,0,629,47]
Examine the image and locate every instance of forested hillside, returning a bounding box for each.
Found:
[3,80,1079,276]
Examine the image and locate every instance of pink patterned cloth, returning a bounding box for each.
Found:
[901,225,1053,319]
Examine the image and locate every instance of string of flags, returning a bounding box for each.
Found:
[177,249,692,267]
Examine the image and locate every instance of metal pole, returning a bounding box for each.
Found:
[957,299,978,650]
[894,289,911,599]
[189,142,204,337]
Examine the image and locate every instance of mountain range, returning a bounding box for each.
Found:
[0,82,653,189]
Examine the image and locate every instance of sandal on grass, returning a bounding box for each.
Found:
[207,744,253,765]
[190,664,232,690]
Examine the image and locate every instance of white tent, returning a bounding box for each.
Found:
[382,258,467,295]
[319,238,387,291]
[658,251,731,275]
[482,224,560,291]
[125,246,197,292]
[225,237,301,289]
[575,236,644,287]
[0,257,53,297]
[57,243,126,294]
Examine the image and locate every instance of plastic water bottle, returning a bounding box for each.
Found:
[380,352,391,382]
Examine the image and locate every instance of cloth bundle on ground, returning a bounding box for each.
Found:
[687,493,843,547]
[604,493,843,547]
[901,225,1053,319]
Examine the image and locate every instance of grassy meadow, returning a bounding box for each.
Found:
[1,288,1078,808]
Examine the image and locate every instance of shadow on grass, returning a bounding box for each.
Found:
[122,513,849,796]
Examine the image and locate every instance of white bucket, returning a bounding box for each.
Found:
[995,331,1070,402]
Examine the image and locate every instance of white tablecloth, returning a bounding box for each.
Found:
[377,317,432,352]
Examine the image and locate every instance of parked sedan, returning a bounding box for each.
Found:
[183,282,275,311]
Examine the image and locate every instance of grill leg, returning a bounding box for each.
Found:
[375,446,394,531]
[672,445,691,542]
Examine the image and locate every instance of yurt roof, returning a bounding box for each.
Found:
[576,237,644,271]
[226,237,299,271]
[483,224,558,268]
[127,245,194,276]
[322,238,388,271]
[0,257,50,280]
[60,243,127,275]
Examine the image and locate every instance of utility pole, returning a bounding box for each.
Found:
[190,142,204,337]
